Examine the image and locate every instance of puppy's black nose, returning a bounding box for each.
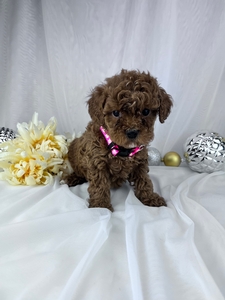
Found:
[126,129,139,139]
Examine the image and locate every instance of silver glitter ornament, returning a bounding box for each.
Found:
[148,147,162,166]
[184,130,225,173]
[0,127,16,152]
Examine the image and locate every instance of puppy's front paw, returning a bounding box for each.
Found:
[89,202,114,212]
[142,193,167,207]
[152,193,167,207]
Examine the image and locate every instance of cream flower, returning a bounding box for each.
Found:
[0,113,69,185]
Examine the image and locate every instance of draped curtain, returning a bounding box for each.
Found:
[0,0,225,156]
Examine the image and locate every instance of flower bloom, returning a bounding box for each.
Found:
[0,113,69,185]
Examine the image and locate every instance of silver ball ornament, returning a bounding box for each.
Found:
[148,147,162,166]
[184,130,225,173]
[0,127,16,152]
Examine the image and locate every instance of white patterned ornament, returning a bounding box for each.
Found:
[0,127,16,152]
[184,130,225,173]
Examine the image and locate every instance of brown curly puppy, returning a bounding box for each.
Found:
[67,69,173,211]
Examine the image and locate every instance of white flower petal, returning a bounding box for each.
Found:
[17,169,25,177]
[31,112,39,126]
[17,123,32,143]
[25,176,37,186]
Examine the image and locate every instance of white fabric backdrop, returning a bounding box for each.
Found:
[0,0,225,156]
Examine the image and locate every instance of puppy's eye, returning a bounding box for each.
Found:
[112,110,120,117]
[142,109,150,116]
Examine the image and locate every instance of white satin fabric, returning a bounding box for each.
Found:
[0,166,225,300]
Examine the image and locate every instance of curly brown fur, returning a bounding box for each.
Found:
[66,69,173,211]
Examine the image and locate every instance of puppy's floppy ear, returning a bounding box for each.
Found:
[87,85,108,123]
[158,87,173,123]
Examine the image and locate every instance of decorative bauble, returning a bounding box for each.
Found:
[162,151,181,167]
[148,147,162,166]
[0,127,16,152]
[184,130,225,173]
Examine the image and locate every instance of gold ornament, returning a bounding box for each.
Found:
[162,151,181,167]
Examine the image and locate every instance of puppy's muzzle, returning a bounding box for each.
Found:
[126,129,139,139]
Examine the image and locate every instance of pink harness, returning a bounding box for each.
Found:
[100,126,144,157]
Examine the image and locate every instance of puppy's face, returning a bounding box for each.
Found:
[88,70,173,148]
[103,91,158,148]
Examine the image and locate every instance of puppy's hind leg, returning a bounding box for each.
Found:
[66,172,87,187]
